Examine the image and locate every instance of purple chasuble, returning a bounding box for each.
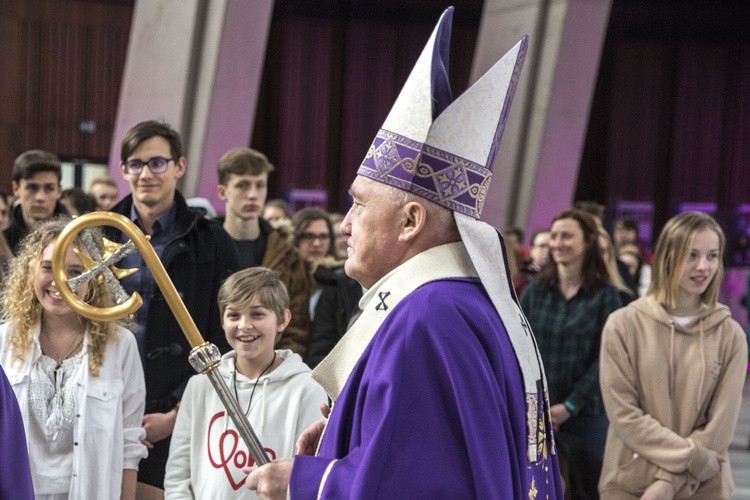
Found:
[0,364,34,499]
[291,278,562,499]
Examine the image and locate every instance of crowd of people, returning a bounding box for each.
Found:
[0,121,373,499]
[0,7,748,500]
[0,121,747,500]
[508,205,747,498]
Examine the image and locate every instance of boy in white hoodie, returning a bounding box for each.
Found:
[164,267,327,499]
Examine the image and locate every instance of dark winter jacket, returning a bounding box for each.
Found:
[104,192,240,405]
[3,201,69,255]
[306,266,362,369]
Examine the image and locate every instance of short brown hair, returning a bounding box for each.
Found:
[614,216,638,233]
[61,188,97,215]
[217,148,275,185]
[89,177,118,190]
[120,120,183,161]
[264,199,292,219]
[648,211,725,309]
[13,150,62,183]
[218,267,290,324]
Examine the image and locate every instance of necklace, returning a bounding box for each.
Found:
[42,329,85,368]
[232,352,277,416]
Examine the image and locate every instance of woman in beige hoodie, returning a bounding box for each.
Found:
[599,211,747,500]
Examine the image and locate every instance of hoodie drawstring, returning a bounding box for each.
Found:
[668,317,707,411]
[226,371,272,436]
[697,318,705,412]
[260,378,269,436]
[669,321,675,400]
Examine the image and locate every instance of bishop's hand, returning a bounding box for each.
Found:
[244,458,294,500]
[296,404,330,456]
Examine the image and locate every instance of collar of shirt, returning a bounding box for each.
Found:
[120,201,177,361]
[548,277,591,299]
[129,201,177,239]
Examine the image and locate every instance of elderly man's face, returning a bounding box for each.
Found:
[341,177,404,289]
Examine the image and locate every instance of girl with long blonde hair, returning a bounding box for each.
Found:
[0,216,146,500]
[599,212,747,499]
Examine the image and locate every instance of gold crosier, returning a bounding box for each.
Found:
[51,212,270,465]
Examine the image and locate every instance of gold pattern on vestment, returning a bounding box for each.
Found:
[528,477,538,499]
[526,392,539,459]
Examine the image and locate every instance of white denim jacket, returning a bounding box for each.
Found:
[0,323,147,499]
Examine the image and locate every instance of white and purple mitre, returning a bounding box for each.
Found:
[358,7,521,219]
[357,6,548,461]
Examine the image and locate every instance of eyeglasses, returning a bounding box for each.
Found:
[122,156,177,175]
[299,232,330,243]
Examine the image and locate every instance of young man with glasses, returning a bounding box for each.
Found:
[216,147,311,358]
[4,150,69,254]
[104,120,241,490]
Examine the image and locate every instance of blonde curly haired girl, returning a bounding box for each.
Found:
[0,216,147,499]
[2,217,118,375]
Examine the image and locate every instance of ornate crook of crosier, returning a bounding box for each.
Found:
[51,211,271,466]
[52,211,204,347]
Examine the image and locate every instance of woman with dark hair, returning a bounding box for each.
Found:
[599,212,746,499]
[291,208,334,266]
[521,208,621,459]
[295,209,363,368]
[292,208,336,323]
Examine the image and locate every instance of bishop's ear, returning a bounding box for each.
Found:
[399,201,427,242]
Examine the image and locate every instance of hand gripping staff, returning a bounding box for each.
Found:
[51,211,270,465]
